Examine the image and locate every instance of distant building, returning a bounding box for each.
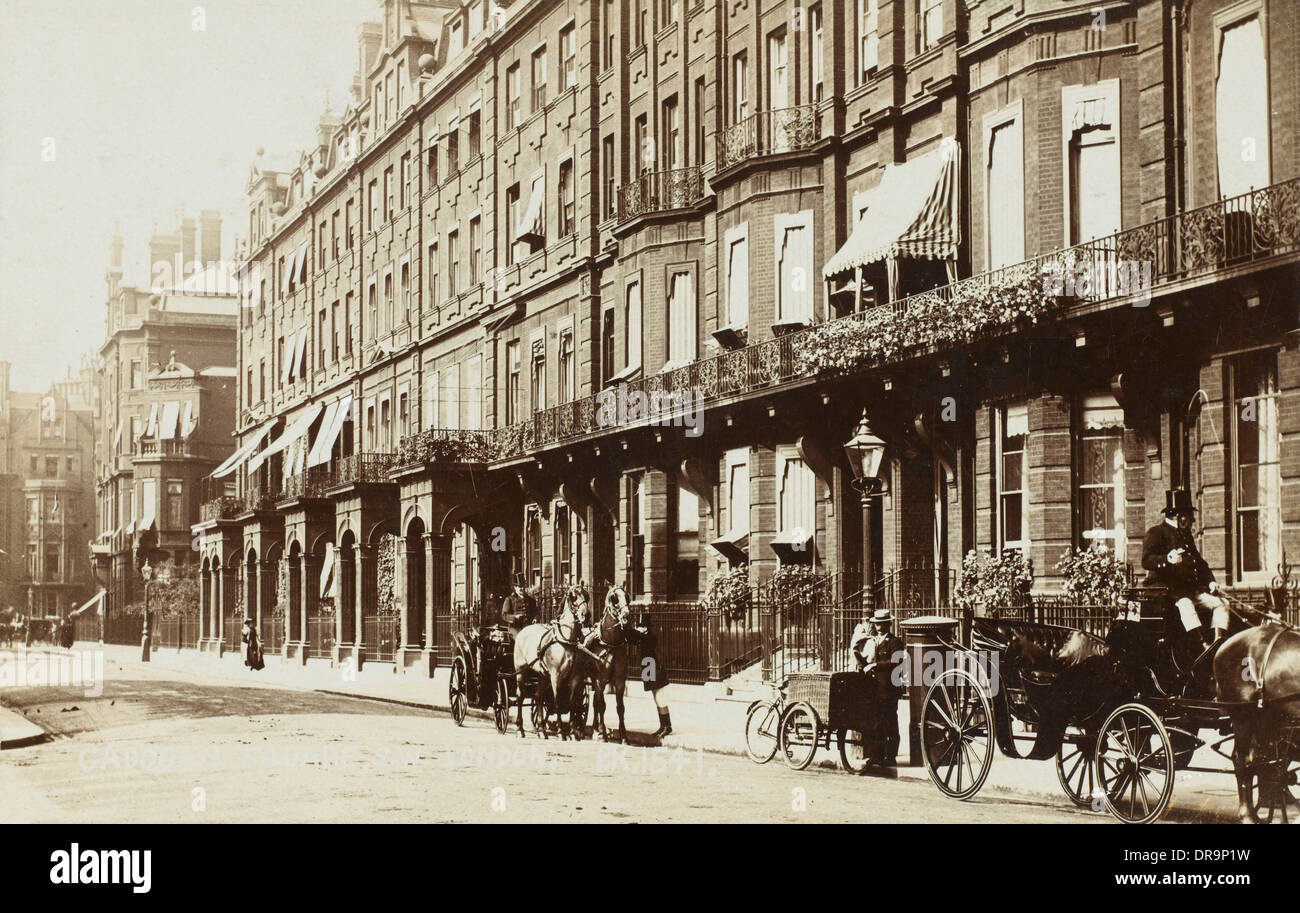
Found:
[91,215,239,626]
[0,360,97,617]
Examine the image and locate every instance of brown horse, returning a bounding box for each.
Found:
[512,585,589,740]
[1213,620,1300,823]
[587,584,635,743]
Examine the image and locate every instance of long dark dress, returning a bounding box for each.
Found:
[634,623,669,692]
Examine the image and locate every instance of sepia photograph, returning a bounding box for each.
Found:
[0,0,1297,878]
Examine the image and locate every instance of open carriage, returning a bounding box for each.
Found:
[448,623,591,737]
[448,625,516,733]
[919,586,1300,823]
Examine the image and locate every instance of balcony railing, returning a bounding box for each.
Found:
[715,104,821,172]
[278,466,334,501]
[395,428,498,468]
[332,452,398,487]
[618,166,707,220]
[498,176,1299,460]
[199,496,243,522]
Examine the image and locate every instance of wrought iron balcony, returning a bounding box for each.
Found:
[715,104,821,172]
[278,466,334,501]
[332,452,398,487]
[395,428,498,469]
[199,497,243,522]
[617,166,707,221]
[500,176,1298,460]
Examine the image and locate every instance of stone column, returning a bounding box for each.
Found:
[335,547,357,667]
[198,567,210,651]
[258,558,277,653]
[302,552,322,666]
[423,533,453,676]
[356,544,375,668]
[220,562,237,656]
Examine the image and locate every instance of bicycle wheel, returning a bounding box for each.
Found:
[744,700,781,764]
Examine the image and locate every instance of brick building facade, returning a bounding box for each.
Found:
[194,0,1298,677]
[91,216,239,627]
[0,361,98,618]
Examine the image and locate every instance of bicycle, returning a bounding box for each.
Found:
[743,679,787,764]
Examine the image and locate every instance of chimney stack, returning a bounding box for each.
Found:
[149,224,181,289]
[106,223,124,299]
[180,217,197,276]
[200,210,222,265]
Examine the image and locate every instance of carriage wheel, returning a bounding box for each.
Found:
[1247,750,1299,824]
[1056,735,1098,808]
[778,702,819,771]
[1094,703,1176,824]
[920,667,994,800]
[571,685,590,740]
[838,729,870,774]
[449,657,469,726]
[492,676,511,734]
[530,682,550,738]
[744,701,780,764]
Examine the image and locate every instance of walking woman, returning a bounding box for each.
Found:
[242,618,265,671]
[634,608,672,739]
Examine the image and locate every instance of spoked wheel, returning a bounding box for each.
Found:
[530,685,550,738]
[920,667,994,800]
[571,685,590,740]
[1095,703,1176,824]
[778,701,819,771]
[1056,734,1098,808]
[1247,750,1300,824]
[744,701,780,764]
[449,657,469,726]
[838,729,870,774]
[492,676,511,735]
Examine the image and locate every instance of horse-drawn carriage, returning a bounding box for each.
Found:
[919,586,1300,823]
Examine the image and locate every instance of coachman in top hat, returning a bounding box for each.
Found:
[1141,489,1228,650]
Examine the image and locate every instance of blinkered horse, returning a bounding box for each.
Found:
[511,584,591,739]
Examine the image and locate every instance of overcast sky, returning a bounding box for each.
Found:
[0,0,379,392]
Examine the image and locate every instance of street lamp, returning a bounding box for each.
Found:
[140,560,153,662]
[844,410,887,611]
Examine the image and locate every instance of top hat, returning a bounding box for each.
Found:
[1163,489,1196,516]
[870,608,894,624]
[511,573,527,587]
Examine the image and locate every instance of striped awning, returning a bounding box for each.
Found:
[306,394,352,468]
[823,137,961,277]
[211,421,276,479]
[248,403,323,474]
[70,589,106,618]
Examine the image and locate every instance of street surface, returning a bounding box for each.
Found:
[0,654,1105,824]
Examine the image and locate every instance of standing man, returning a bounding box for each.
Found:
[850,607,904,766]
[1142,489,1227,652]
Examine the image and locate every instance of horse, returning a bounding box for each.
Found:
[1213,618,1300,823]
[511,583,590,740]
[586,583,635,743]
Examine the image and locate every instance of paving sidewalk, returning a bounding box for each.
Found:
[68,640,1243,820]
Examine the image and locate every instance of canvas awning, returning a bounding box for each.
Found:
[769,527,815,564]
[70,589,106,618]
[144,403,159,437]
[515,171,545,243]
[211,421,276,479]
[709,528,750,566]
[181,401,196,437]
[306,394,352,468]
[823,138,961,278]
[113,420,123,449]
[248,402,323,473]
[297,241,309,284]
[290,327,309,380]
[159,401,181,439]
[319,544,336,599]
[282,246,298,295]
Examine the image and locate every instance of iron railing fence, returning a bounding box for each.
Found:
[715,103,821,171]
[362,614,401,662]
[306,615,335,659]
[263,615,285,653]
[618,166,707,220]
